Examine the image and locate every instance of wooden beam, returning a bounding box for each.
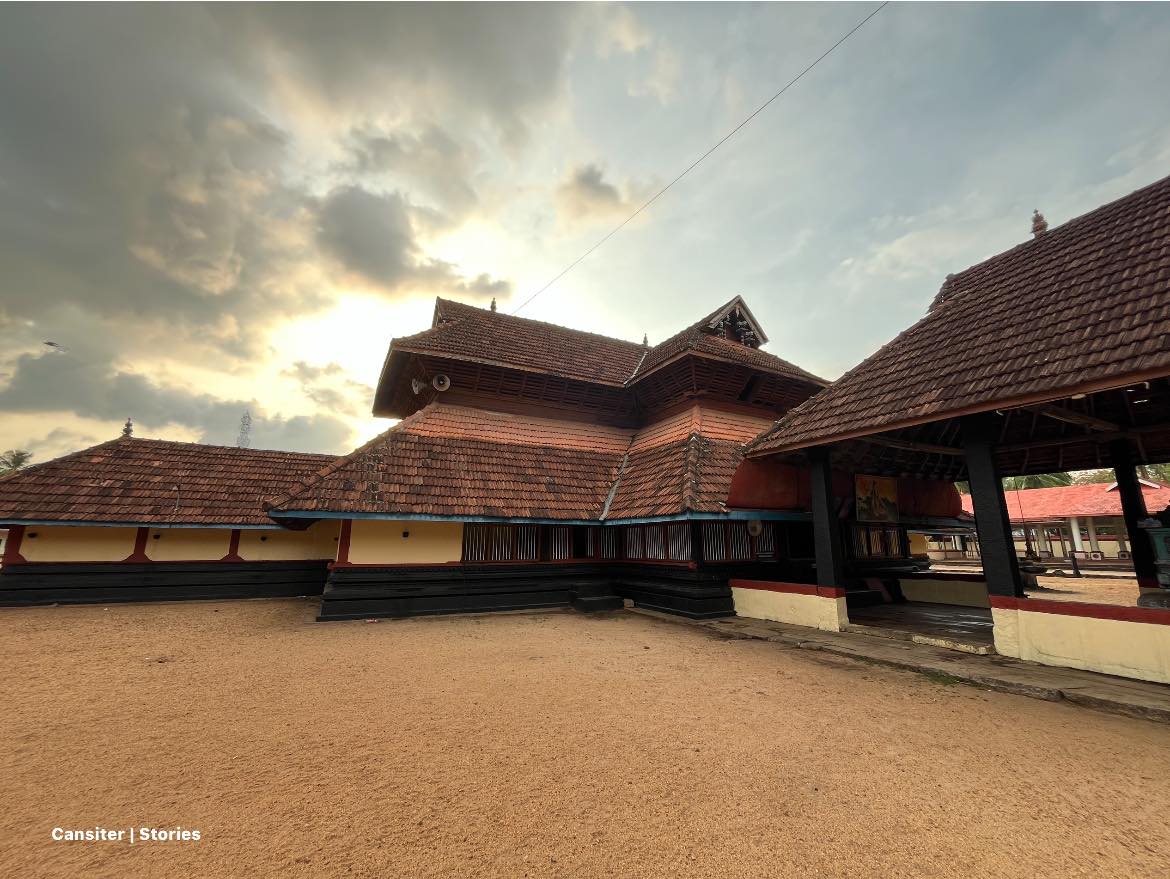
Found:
[863,436,965,456]
[1029,403,1119,433]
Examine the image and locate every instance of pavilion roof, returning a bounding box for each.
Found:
[0,437,334,527]
[374,295,826,415]
[748,173,1170,457]
[961,480,1170,522]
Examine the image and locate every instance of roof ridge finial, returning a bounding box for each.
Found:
[642,333,648,346]
[1031,209,1048,237]
[122,417,133,438]
[490,297,497,313]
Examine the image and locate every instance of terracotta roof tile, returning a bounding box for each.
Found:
[962,481,1170,521]
[0,438,334,526]
[635,303,827,387]
[272,403,763,522]
[382,296,824,399]
[750,173,1170,455]
[605,435,745,520]
[392,298,648,386]
[270,405,626,520]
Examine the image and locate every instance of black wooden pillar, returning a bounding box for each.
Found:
[961,413,1024,597]
[808,446,845,588]
[1108,439,1159,589]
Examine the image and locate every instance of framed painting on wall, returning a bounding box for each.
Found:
[855,474,899,523]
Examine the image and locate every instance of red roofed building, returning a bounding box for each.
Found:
[13,295,954,620]
[0,438,339,603]
[958,480,1170,560]
[270,295,843,619]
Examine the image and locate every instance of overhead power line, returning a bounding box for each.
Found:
[512,1,889,316]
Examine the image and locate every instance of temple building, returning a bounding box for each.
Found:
[5,297,954,618]
[4,173,1168,686]
[267,296,840,620]
[737,173,1170,683]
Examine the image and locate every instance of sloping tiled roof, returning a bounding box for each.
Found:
[384,295,825,392]
[961,481,1170,522]
[633,299,827,386]
[269,405,625,520]
[271,403,774,521]
[0,438,335,526]
[605,435,744,520]
[391,298,649,386]
[749,173,1170,456]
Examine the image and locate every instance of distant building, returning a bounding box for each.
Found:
[962,481,1170,560]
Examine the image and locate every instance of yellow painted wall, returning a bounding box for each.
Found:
[993,606,1170,684]
[146,529,232,561]
[908,533,929,555]
[347,520,464,565]
[238,521,340,561]
[20,526,139,562]
[898,577,990,609]
[731,586,847,632]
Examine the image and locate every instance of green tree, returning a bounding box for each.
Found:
[1002,472,1073,490]
[0,449,32,475]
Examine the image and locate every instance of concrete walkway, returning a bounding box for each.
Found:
[630,609,1170,724]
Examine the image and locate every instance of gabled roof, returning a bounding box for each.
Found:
[749,173,1170,456]
[270,402,775,522]
[632,296,826,385]
[389,298,649,387]
[961,481,1170,522]
[374,295,826,416]
[0,437,335,526]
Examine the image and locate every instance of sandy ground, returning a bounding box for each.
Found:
[1029,574,1145,606]
[2,600,1169,879]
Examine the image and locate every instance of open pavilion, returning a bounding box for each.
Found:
[737,174,1170,682]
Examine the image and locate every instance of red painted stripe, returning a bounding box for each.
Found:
[991,595,1170,625]
[123,527,150,563]
[337,519,352,565]
[730,578,846,599]
[2,525,27,564]
[220,529,244,562]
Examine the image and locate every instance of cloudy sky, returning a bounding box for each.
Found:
[2,3,1169,462]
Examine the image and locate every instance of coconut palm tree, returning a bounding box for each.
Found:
[1002,472,1073,490]
[0,449,32,475]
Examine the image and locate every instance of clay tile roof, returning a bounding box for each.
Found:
[269,404,628,521]
[749,173,1170,456]
[0,438,335,526]
[632,296,828,386]
[376,296,825,418]
[604,435,745,520]
[962,481,1170,522]
[270,403,773,522]
[391,297,649,386]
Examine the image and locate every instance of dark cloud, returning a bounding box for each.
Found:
[555,163,645,222]
[282,360,374,417]
[316,185,509,298]
[0,351,355,454]
[0,4,561,456]
[210,5,580,143]
[340,126,479,221]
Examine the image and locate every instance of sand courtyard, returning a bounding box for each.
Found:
[2,599,1169,878]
